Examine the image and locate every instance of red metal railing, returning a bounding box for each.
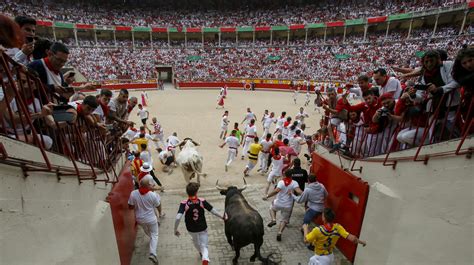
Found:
[0,51,120,183]
[317,88,473,165]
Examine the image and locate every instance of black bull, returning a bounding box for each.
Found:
[216,180,278,265]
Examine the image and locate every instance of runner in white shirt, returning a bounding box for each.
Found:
[220,110,229,139]
[261,109,269,124]
[137,104,149,125]
[264,170,302,241]
[274,111,287,135]
[258,134,273,174]
[150,117,165,149]
[293,86,299,104]
[241,119,257,160]
[128,177,161,263]
[157,148,175,174]
[304,92,311,106]
[262,112,277,138]
[166,132,181,156]
[219,130,240,172]
[290,130,306,155]
[263,147,284,196]
[295,107,309,124]
[241,107,256,126]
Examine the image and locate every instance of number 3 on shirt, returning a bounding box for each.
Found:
[192,208,199,221]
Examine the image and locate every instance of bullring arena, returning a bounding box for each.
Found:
[125,87,336,265]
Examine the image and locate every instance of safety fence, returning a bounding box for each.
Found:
[0,51,120,183]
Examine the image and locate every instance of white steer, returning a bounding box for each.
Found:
[175,138,207,184]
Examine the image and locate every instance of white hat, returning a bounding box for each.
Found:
[140,163,153,173]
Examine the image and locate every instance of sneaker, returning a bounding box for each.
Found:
[225,165,228,172]
[276,234,282,241]
[149,254,158,264]
[267,220,276,227]
[241,156,244,160]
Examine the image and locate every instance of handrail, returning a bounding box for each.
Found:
[0,51,120,183]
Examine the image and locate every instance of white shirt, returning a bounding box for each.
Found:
[167,135,180,148]
[224,136,240,149]
[295,111,309,123]
[263,116,276,129]
[158,150,171,162]
[138,108,148,119]
[244,124,257,139]
[128,189,161,224]
[276,117,286,129]
[140,150,153,164]
[244,112,255,123]
[41,59,62,87]
[379,77,402,100]
[8,98,41,132]
[290,136,305,154]
[152,122,163,135]
[260,139,273,152]
[92,104,107,123]
[270,155,284,175]
[274,180,299,208]
[221,115,229,128]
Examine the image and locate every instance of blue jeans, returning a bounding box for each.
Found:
[303,209,321,225]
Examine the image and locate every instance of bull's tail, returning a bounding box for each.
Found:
[189,159,207,182]
[259,253,280,265]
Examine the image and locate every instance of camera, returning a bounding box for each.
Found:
[379,107,390,117]
[26,36,37,43]
[52,104,74,122]
[414,84,429,91]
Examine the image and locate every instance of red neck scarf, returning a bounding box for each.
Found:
[76,104,84,116]
[282,177,292,186]
[137,171,147,181]
[127,104,134,113]
[323,223,334,232]
[283,121,290,128]
[44,57,60,75]
[100,102,109,117]
[188,195,199,203]
[139,187,151,195]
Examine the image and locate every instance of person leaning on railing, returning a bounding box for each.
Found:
[452,47,474,134]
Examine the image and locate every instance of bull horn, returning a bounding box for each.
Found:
[215,180,226,191]
[238,178,247,192]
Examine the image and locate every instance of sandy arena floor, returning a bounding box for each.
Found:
[127,86,322,190]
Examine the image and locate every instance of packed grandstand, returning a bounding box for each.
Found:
[2,0,473,82]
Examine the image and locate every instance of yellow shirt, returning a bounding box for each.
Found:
[305,223,349,255]
[132,138,148,152]
[248,143,262,160]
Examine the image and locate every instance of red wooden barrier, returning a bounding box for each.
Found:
[107,162,136,265]
[311,152,369,263]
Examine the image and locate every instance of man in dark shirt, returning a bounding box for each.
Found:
[287,158,308,191]
[174,182,226,265]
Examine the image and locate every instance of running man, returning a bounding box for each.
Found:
[263,147,284,197]
[274,111,287,136]
[220,110,229,139]
[137,104,149,126]
[293,85,299,104]
[241,119,257,160]
[262,112,276,138]
[243,136,262,177]
[304,91,311,106]
[295,107,309,124]
[174,182,227,265]
[166,132,181,157]
[150,117,165,150]
[219,130,240,172]
[258,133,273,174]
[241,107,257,126]
[304,208,366,265]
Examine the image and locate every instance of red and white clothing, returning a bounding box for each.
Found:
[295,111,309,124]
[267,154,284,183]
[166,135,181,155]
[379,76,402,100]
[92,102,109,123]
[262,116,276,137]
[259,138,273,172]
[151,121,165,148]
[242,124,257,157]
[275,116,286,133]
[224,136,240,167]
[290,135,305,155]
[221,115,229,131]
[141,91,148,107]
[243,111,256,125]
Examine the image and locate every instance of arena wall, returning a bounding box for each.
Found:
[0,137,120,265]
[313,138,474,265]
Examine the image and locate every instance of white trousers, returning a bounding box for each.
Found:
[226,149,237,166]
[139,221,159,256]
[308,253,334,265]
[397,127,427,146]
[242,138,252,157]
[246,159,257,172]
[262,126,270,138]
[259,152,270,171]
[189,230,209,262]
[152,133,165,149]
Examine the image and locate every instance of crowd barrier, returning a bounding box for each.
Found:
[311,152,370,263]
[0,51,120,183]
